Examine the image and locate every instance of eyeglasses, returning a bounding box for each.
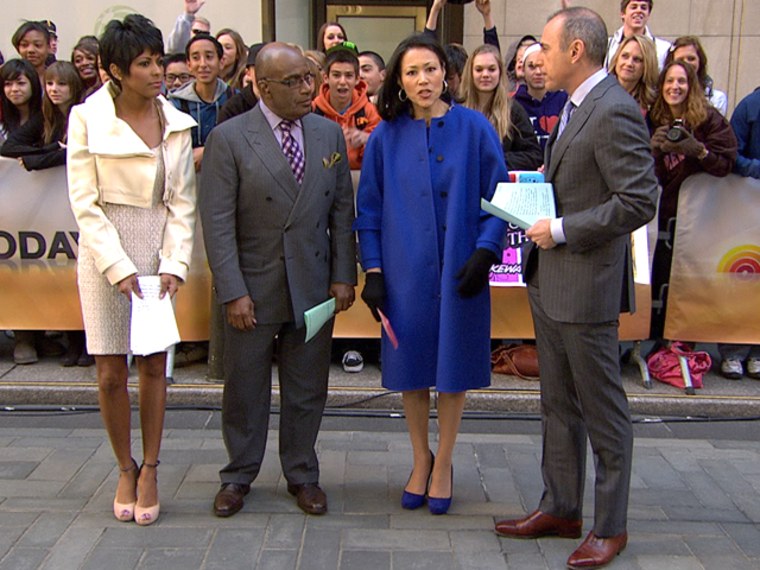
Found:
[260,73,315,89]
[191,28,206,35]
[166,73,192,83]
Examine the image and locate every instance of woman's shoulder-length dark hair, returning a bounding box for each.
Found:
[376,33,449,123]
[99,14,164,89]
[0,58,43,133]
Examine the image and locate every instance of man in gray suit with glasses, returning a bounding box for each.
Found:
[494,8,658,569]
[200,43,356,518]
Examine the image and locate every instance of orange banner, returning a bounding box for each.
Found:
[0,158,652,340]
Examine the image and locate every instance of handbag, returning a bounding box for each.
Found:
[491,344,540,380]
[646,341,712,389]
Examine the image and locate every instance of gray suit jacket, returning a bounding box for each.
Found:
[525,74,658,323]
[199,106,357,328]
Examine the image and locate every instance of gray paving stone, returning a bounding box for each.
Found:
[297,528,340,570]
[138,548,206,569]
[39,527,104,570]
[256,549,297,570]
[701,459,759,496]
[624,534,691,557]
[391,551,460,570]
[342,529,450,551]
[58,460,112,499]
[391,515,494,531]
[13,436,101,449]
[629,488,699,508]
[0,447,51,462]
[0,460,33,480]
[262,514,305,550]
[203,528,265,570]
[473,443,509,468]
[80,547,142,570]
[0,547,49,570]
[28,448,93,482]
[97,527,213,549]
[660,505,747,523]
[635,455,687,491]
[502,552,551,569]
[17,512,77,548]
[720,522,760,558]
[339,550,390,570]
[0,480,65,498]
[305,514,388,530]
[0,497,87,512]
[694,555,757,570]
[449,529,502,552]
[636,555,704,570]
[454,549,508,570]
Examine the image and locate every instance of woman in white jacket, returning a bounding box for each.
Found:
[67,14,196,526]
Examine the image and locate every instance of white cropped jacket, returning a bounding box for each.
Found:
[67,82,197,285]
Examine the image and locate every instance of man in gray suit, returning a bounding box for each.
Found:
[494,8,657,569]
[199,43,356,517]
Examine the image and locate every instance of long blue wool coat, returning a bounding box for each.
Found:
[354,105,508,392]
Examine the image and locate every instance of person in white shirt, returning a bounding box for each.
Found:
[665,36,728,116]
[605,0,670,70]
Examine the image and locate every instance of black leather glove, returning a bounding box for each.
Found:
[456,248,499,298]
[361,272,385,322]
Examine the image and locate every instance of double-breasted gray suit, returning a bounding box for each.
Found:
[199,106,356,487]
[523,74,658,536]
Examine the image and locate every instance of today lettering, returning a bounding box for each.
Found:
[0,230,79,260]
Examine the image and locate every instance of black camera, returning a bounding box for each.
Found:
[666,119,687,143]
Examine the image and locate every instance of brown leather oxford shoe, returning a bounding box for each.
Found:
[567,531,628,569]
[287,483,327,515]
[495,510,583,539]
[213,483,250,517]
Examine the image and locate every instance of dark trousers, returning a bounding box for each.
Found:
[528,280,633,537]
[219,319,333,486]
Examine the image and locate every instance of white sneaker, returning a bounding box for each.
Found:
[746,358,760,380]
[720,358,743,380]
[342,350,364,373]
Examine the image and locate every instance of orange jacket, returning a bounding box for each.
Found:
[312,80,381,169]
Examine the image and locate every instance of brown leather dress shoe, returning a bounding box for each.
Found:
[567,531,628,569]
[287,483,327,515]
[495,510,583,539]
[213,483,250,517]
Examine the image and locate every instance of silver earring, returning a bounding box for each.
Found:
[398,88,408,102]
[442,80,449,94]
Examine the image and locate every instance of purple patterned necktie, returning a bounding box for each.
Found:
[279,120,305,185]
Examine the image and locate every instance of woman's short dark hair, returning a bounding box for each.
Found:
[11,21,50,50]
[0,58,43,133]
[99,14,164,88]
[376,33,449,122]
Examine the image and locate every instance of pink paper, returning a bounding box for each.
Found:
[377,309,399,350]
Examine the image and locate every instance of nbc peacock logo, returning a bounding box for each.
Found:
[717,245,760,276]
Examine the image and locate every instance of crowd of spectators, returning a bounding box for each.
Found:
[1,0,758,379]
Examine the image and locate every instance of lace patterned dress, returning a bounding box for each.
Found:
[77,145,168,354]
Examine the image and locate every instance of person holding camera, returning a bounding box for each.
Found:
[649,60,736,339]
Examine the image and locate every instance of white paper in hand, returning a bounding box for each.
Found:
[130,275,180,356]
[481,182,556,230]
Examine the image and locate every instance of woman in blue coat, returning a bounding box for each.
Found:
[355,33,508,515]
